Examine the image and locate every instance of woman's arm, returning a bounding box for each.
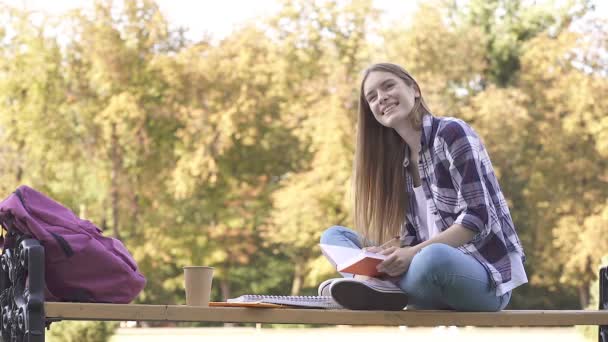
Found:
[378,120,490,276]
[377,224,475,276]
[410,223,475,252]
[441,120,491,241]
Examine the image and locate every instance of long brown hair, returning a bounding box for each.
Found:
[353,63,431,245]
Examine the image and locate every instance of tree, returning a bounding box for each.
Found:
[0,6,86,202]
[381,1,487,114]
[1,0,605,310]
[517,27,608,307]
[263,0,375,294]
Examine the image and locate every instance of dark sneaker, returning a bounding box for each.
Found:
[318,278,341,296]
[329,278,408,311]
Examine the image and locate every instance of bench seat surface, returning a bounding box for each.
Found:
[44,303,608,326]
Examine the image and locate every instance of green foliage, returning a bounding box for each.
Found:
[0,0,606,309]
[47,321,119,342]
[576,256,608,341]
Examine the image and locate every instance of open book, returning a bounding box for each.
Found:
[320,244,387,277]
[227,295,342,309]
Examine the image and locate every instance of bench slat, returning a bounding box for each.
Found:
[45,303,608,326]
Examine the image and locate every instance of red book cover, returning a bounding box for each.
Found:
[338,256,385,277]
[320,244,388,277]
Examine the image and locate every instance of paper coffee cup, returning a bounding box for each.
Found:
[183,266,214,306]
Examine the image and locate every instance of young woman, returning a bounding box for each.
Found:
[319,63,527,311]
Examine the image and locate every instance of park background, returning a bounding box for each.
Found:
[0,0,607,340]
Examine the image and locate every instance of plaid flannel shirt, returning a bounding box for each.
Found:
[400,115,526,295]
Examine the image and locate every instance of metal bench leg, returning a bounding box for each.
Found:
[1,238,46,342]
[600,266,608,342]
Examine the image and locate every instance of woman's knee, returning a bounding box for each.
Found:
[400,243,460,293]
[410,243,457,273]
[320,225,353,244]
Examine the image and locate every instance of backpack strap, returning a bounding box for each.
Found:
[0,217,5,247]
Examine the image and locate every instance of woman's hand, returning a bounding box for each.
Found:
[363,246,384,253]
[377,246,419,276]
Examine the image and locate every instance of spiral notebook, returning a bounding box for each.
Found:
[227,295,343,309]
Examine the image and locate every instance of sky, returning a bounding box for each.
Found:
[1,0,420,41]
[2,0,606,43]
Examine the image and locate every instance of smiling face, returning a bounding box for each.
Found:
[363,71,420,129]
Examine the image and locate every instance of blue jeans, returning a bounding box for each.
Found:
[320,225,511,311]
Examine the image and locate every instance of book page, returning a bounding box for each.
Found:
[319,244,363,266]
[342,251,386,265]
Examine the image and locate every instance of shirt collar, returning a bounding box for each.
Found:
[402,114,434,168]
[421,114,433,150]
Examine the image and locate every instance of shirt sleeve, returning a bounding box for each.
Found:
[400,221,421,247]
[440,120,491,241]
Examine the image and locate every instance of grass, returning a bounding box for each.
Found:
[109,326,590,342]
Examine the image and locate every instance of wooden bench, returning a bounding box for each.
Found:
[2,238,608,342]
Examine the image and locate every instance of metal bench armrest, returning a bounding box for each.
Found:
[1,237,46,342]
[600,266,607,342]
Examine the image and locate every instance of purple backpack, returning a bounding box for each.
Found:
[0,185,146,303]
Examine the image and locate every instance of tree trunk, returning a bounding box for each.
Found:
[291,262,305,296]
[578,283,590,309]
[110,123,121,240]
[15,140,24,183]
[578,256,594,308]
[219,277,231,301]
[15,166,22,183]
[101,198,108,231]
[131,191,139,236]
[219,275,235,327]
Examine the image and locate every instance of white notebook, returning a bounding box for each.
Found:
[228,295,343,309]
